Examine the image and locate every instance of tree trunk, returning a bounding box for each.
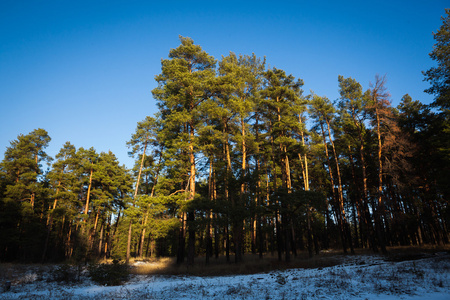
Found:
[307,208,313,258]
[298,115,310,191]
[41,182,61,263]
[84,166,94,215]
[324,119,354,254]
[177,212,186,264]
[234,117,247,264]
[206,160,214,265]
[98,223,104,256]
[139,155,161,258]
[374,107,388,254]
[351,111,378,252]
[320,123,347,253]
[90,208,101,252]
[127,143,148,263]
[187,122,196,265]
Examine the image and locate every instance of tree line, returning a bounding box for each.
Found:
[1,10,449,264]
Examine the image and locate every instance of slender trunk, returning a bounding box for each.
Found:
[254,116,262,257]
[134,143,148,199]
[234,117,247,263]
[374,108,388,254]
[84,166,94,215]
[139,155,162,258]
[241,118,246,173]
[276,102,292,262]
[206,160,214,265]
[82,165,94,240]
[324,119,354,254]
[376,107,383,216]
[298,115,309,191]
[127,143,148,263]
[282,145,291,262]
[104,216,111,259]
[66,220,72,259]
[320,124,337,203]
[225,222,230,262]
[298,117,316,254]
[41,181,61,263]
[89,208,100,252]
[307,208,313,258]
[139,213,147,258]
[320,123,346,253]
[269,126,283,261]
[290,221,297,257]
[348,145,363,248]
[223,119,231,263]
[177,212,186,264]
[214,213,219,259]
[251,212,257,254]
[30,193,35,210]
[276,101,291,262]
[257,160,264,259]
[187,211,195,265]
[187,122,196,265]
[98,223,104,256]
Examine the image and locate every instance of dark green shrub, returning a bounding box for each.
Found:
[51,264,78,283]
[88,260,129,286]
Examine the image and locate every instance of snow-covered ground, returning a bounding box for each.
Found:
[1,253,449,299]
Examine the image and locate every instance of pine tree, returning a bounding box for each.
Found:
[423,9,450,217]
[366,75,392,254]
[338,76,377,251]
[261,68,304,262]
[0,129,51,261]
[126,116,161,262]
[152,36,216,264]
[42,142,79,262]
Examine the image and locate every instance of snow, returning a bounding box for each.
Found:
[1,253,449,299]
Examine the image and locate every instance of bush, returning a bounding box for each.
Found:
[51,264,78,283]
[88,260,129,286]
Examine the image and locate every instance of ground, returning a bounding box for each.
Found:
[1,249,449,299]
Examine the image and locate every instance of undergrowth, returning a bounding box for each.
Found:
[88,259,129,286]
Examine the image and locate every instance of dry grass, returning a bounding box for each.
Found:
[0,263,54,285]
[383,244,450,261]
[130,251,343,277]
[130,244,450,277]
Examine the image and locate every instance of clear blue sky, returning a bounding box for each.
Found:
[0,0,447,168]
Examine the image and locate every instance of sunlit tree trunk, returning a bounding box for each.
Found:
[84,165,94,216]
[374,106,388,254]
[187,122,196,265]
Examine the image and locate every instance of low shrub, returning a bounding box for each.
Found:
[88,260,129,286]
[51,264,78,283]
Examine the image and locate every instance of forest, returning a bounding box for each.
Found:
[0,10,449,266]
